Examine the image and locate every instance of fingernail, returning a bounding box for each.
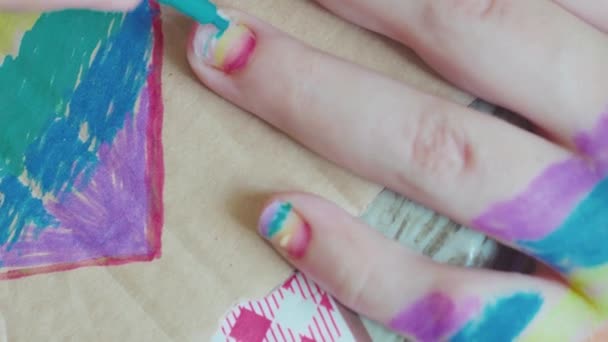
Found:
[192,20,256,74]
[259,201,312,259]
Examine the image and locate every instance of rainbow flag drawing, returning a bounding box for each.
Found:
[0,1,164,278]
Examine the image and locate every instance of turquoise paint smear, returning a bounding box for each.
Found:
[0,10,123,177]
[450,293,543,342]
[520,176,608,273]
[268,202,293,237]
[0,3,155,248]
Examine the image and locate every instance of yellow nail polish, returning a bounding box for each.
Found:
[259,201,311,259]
[193,22,256,73]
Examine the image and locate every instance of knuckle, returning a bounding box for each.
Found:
[280,54,322,122]
[406,110,474,181]
[334,260,375,311]
[422,0,507,29]
[449,0,504,20]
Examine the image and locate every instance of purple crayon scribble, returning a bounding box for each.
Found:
[0,90,152,268]
[389,292,481,342]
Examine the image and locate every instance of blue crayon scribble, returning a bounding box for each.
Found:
[520,176,608,273]
[0,3,155,248]
[24,4,154,196]
[450,292,543,342]
[0,174,55,246]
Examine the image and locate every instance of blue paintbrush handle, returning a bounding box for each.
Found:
[158,0,229,31]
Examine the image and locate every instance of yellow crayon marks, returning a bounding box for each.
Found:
[571,264,608,314]
[0,13,39,56]
[520,291,602,342]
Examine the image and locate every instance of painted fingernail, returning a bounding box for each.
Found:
[258,201,311,259]
[192,20,256,74]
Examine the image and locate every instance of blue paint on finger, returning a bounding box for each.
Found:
[520,176,608,273]
[450,292,543,342]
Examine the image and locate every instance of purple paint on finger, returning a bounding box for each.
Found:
[0,90,151,267]
[473,110,608,243]
[389,292,481,342]
[472,158,601,242]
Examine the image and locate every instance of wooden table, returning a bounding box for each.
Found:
[357,99,536,341]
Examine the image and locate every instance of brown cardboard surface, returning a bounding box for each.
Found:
[0,2,472,340]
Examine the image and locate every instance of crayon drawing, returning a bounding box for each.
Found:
[0,1,164,279]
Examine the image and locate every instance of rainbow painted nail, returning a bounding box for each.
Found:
[193,21,256,73]
[259,201,311,259]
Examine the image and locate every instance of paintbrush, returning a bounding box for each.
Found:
[158,0,230,32]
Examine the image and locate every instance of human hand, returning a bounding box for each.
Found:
[187,1,608,340]
[0,0,139,11]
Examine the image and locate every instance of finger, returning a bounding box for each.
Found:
[185,10,608,301]
[314,0,608,151]
[186,10,571,226]
[553,0,608,33]
[0,0,139,11]
[256,193,604,341]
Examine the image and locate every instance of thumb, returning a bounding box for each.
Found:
[255,193,604,341]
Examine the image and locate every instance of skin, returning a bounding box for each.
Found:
[186,1,608,340]
[5,0,608,340]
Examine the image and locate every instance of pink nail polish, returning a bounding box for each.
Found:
[259,201,311,259]
[193,21,256,74]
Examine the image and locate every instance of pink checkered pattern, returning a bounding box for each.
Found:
[214,273,356,342]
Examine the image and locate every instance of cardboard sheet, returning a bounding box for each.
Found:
[0,1,472,340]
